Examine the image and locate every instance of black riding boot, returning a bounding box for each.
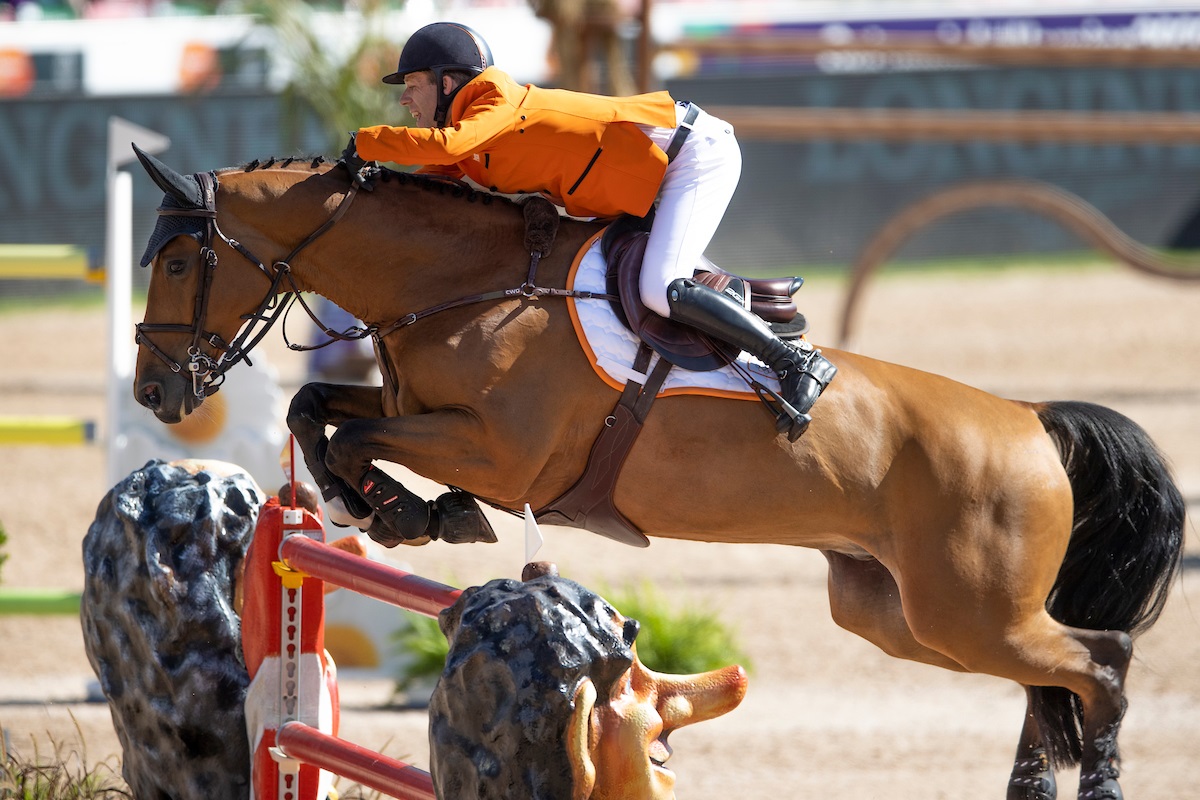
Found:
[666,277,837,441]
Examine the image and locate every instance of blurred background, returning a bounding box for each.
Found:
[5,0,1200,278]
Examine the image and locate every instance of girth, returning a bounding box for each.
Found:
[532,343,671,547]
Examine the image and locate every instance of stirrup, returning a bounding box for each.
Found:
[751,381,811,443]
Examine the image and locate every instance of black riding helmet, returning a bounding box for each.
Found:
[383,22,494,126]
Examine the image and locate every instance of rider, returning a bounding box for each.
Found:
[344,21,836,439]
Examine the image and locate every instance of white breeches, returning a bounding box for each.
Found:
[638,104,742,318]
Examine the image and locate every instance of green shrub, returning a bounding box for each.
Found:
[389,579,750,695]
[390,611,449,693]
[605,581,751,675]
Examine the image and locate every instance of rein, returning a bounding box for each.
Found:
[140,166,615,399]
[370,249,611,340]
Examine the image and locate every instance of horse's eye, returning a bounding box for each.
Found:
[165,259,187,276]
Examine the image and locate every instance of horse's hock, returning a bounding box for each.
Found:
[80,459,264,800]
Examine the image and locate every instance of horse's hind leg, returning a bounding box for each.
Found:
[826,548,1136,800]
[1066,628,1131,800]
[824,551,966,672]
[898,570,1133,800]
[1008,627,1130,800]
[1008,692,1056,800]
[827,552,1050,799]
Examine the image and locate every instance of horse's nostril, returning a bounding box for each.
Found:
[141,384,162,411]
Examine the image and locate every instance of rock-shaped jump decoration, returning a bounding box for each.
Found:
[81,459,265,800]
[430,564,749,800]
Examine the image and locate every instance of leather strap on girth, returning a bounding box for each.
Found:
[532,344,672,547]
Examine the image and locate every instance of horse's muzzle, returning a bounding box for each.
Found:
[135,370,196,423]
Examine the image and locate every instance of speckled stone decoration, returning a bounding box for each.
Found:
[81,459,265,800]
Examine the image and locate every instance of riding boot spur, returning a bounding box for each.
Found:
[358,468,498,547]
[666,277,837,441]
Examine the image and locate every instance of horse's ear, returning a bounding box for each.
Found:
[567,678,598,800]
[132,144,204,209]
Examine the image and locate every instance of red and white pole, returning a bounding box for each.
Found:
[276,721,435,800]
[278,535,461,618]
[242,499,338,800]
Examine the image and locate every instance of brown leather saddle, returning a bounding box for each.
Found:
[601,220,809,372]
[531,218,814,547]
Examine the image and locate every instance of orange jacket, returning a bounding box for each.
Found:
[356,67,678,218]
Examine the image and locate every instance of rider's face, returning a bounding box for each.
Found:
[401,70,441,128]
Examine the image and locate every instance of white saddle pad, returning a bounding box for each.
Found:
[565,234,779,399]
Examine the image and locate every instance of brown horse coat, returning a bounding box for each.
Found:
[132,156,1184,798]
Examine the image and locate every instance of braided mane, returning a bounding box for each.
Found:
[227,155,515,207]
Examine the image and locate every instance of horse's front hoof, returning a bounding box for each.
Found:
[434,491,498,544]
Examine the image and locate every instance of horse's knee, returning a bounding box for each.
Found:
[323,419,373,477]
[287,382,330,430]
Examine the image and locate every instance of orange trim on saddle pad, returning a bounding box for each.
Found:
[564,228,769,401]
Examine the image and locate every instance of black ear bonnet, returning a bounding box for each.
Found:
[139,191,208,267]
[133,144,214,267]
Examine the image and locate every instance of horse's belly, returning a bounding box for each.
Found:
[824,543,875,560]
[790,535,874,559]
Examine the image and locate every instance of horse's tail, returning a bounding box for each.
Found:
[1031,400,1186,766]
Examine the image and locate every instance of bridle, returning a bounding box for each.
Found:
[136,169,365,399]
[137,165,614,401]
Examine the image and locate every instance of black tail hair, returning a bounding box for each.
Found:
[1031,400,1185,766]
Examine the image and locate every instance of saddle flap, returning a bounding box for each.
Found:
[601,223,808,371]
[604,229,736,372]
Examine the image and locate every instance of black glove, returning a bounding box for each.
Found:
[337,132,376,190]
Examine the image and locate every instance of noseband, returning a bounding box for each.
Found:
[136,170,364,399]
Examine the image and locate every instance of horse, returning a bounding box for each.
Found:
[130,147,1184,800]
